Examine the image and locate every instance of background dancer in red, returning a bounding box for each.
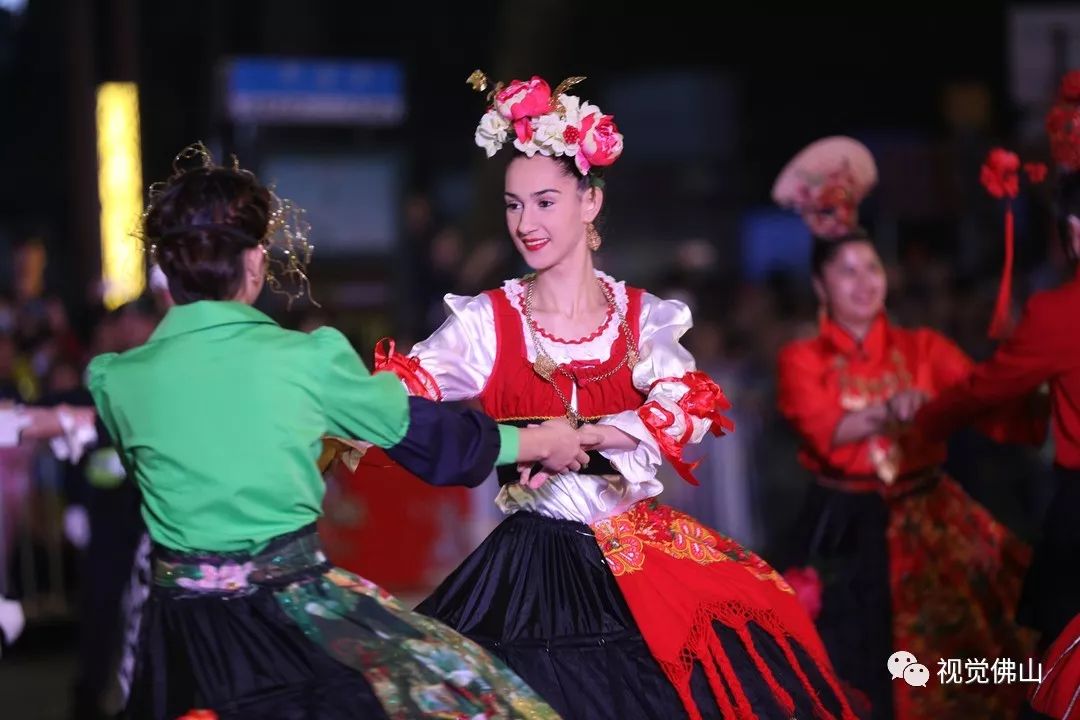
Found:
[775,137,1042,720]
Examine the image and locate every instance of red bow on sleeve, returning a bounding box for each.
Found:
[373,338,442,401]
[637,371,735,486]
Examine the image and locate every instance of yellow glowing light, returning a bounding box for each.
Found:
[96,82,145,310]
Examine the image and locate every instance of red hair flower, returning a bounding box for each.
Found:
[1023,162,1048,183]
[1059,69,1080,102]
[980,147,1046,340]
[980,148,1020,199]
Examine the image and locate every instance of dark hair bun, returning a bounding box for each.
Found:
[145,167,271,304]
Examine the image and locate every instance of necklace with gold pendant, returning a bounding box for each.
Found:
[522,274,638,426]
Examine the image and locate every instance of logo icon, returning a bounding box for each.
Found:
[903,663,930,687]
[888,650,918,680]
[888,650,929,687]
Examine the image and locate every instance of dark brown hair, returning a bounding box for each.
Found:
[810,228,874,278]
[145,168,271,304]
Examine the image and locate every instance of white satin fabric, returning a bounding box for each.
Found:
[408,270,714,525]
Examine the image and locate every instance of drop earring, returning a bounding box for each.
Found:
[585,222,602,251]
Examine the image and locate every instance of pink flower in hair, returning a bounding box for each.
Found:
[577,113,624,175]
[494,77,552,143]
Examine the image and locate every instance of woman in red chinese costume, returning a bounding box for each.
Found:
[774,137,1043,720]
[373,72,857,720]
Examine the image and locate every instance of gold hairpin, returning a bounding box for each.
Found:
[466,69,488,92]
[550,76,586,114]
[466,69,504,104]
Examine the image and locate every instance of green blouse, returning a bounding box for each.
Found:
[88,301,518,553]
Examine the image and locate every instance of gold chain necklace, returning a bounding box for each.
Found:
[522,274,639,426]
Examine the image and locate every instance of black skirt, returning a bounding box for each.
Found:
[1018,465,1080,644]
[127,524,558,720]
[781,483,893,720]
[417,511,850,720]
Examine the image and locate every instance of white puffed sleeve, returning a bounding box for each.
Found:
[402,293,497,402]
[596,292,732,485]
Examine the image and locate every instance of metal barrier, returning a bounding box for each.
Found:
[0,443,74,621]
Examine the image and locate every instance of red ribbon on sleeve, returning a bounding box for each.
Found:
[373,338,443,402]
[637,371,735,486]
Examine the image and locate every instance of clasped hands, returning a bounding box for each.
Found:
[517,418,603,489]
[877,388,930,432]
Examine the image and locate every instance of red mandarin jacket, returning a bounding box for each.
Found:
[779,313,1045,480]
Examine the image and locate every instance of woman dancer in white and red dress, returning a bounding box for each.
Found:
[370,71,858,720]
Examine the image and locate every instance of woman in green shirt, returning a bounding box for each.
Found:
[86,145,583,720]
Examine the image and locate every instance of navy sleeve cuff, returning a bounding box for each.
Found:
[383,397,500,488]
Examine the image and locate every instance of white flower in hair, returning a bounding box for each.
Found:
[513,134,543,157]
[533,112,571,156]
[475,109,510,158]
[561,95,600,128]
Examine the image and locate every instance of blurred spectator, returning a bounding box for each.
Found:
[39,296,162,720]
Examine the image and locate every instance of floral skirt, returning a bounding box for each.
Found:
[126,524,557,720]
[418,507,854,720]
[786,472,1037,720]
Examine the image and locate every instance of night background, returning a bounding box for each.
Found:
[0,2,1077,718]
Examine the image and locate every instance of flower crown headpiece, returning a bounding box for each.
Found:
[143,142,316,307]
[468,70,624,185]
[771,136,878,239]
[1047,70,1080,173]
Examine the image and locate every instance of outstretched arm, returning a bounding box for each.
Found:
[317,328,588,487]
[916,304,1057,444]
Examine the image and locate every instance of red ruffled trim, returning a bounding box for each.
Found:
[372,338,442,402]
[522,279,617,345]
[636,371,734,486]
[534,303,614,345]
